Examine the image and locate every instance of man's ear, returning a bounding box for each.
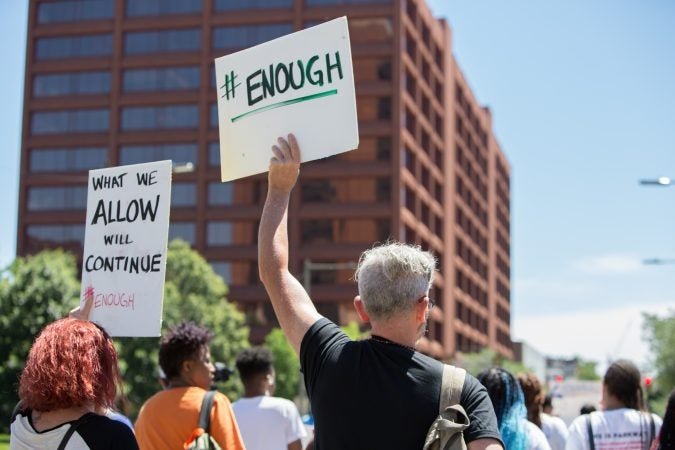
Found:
[415,296,429,324]
[353,296,370,323]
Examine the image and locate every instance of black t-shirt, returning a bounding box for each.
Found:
[11,410,139,449]
[300,318,502,450]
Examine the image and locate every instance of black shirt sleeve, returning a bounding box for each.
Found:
[299,318,349,399]
[460,373,504,445]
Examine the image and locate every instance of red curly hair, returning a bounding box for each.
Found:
[19,318,121,412]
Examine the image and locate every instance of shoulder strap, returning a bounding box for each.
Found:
[57,413,91,450]
[586,414,596,450]
[198,390,217,434]
[646,412,655,450]
[439,364,466,413]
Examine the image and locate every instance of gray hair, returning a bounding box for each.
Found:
[354,242,436,320]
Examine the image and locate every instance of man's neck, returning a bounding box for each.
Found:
[370,318,419,349]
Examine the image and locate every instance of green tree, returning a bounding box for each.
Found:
[643,310,675,391]
[264,328,299,400]
[577,358,601,380]
[117,239,250,417]
[454,348,530,378]
[0,250,80,430]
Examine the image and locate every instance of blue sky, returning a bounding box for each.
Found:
[1,1,674,370]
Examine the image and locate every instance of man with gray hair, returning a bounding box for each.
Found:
[258,134,503,450]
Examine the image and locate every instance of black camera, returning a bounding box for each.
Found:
[213,362,233,382]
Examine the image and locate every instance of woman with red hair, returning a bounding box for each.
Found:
[10,316,138,449]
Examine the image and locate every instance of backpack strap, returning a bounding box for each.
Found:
[586,414,596,450]
[198,390,217,434]
[440,364,466,413]
[10,400,24,424]
[57,413,92,450]
[646,412,655,450]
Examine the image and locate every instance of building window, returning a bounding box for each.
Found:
[376,137,391,161]
[26,224,85,248]
[214,0,292,10]
[37,0,113,23]
[125,29,201,55]
[377,97,391,120]
[301,180,336,203]
[306,0,390,5]
[31,109,109,134]
[119,143,197,166]
[376,178,391,202]
[30,147,107,172]
[126,0,202,16]
[210,103,218,128]
[212,24,292,50]
[210,261,232,284]
[171,183,196,207]
[120,105,198,131]
[27,186,87,211]
[209,143,220,167]
[36,34,112,60]
[33,71,110,97]
[123,67,200,92]
[207,221,233,246]
[169,222,196,245]
[208,182,233,206]
[301,220,333,244]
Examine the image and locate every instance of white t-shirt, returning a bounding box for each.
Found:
[566,409,662,450]
[232,396,307,450]
[526,420,553,450]
[541,413,569,450]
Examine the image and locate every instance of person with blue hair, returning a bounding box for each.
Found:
[477,368,551,450]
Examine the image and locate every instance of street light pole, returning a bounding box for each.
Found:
[639,176,672,187]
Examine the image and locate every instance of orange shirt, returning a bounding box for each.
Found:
[135,387,245,450]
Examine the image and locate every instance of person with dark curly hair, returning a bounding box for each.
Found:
[477,368,551,450]
[134,321,245,450]
[10,313,138,449]
[232,347,307,450]
[566,359,662,450]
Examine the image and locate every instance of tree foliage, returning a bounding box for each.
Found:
[576,359,601,381]
[116,240,250,417]
[454,348,530,378]
[643,310,675,391]
[264,328,299,400]
[0,250,81,429]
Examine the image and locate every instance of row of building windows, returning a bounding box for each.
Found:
[455,268,488,308]
[455,83,488,148]
[495,178,510,208]
[496,254,510,279]
[36,0,389,24]
[300,178,391,204]
[456,301,487,334]
[495,205,511,233]
[455,332,483,355]
[455,174,488,228]
[496,278,510,302]
[455,237,488,279]
[496,158,511,189]
[455,205,487,254]
[33,71,111,97]
[403,186,444,239]
[455,116,488,175]
[300,218,391,245]
[403,147,444,205]
[456,145,487,202]
[495,228,510,256]
[496,304,510,325]
[496,328,511,349]
[34,24,291,61]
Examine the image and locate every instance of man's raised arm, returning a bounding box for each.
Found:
[258,134,322,355]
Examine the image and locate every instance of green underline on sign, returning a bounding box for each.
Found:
[230,89,338,123]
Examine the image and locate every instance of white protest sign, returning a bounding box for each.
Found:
[215,16,358,182]
[80,160,172,337]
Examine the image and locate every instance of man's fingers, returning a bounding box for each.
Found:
[271,145,284,162]
[287,134,300,162]
[277,137,292,158]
